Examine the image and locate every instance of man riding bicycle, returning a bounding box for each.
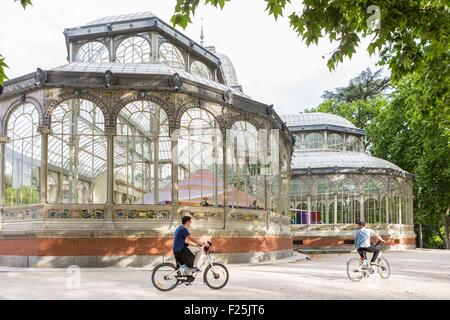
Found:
[355,221,385,272]
[173,216,206,274]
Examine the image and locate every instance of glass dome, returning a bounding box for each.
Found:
[283,112,356,129]
[292,151,403,172]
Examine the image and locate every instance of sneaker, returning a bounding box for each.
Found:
[179,265,188,275]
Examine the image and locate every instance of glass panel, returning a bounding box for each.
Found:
[304,132,324,150]
[190,61,213,80]
[116,37,151,64]
[5,103,41,206]
[228,121,264,210]
[268,129,280,213]
[178,108,223,207]
[114,101,171,205]
[159,42,186,70]
[346,135,361,152]
[48,99,106,204]
[328,133,343,151]
[75,42,110,63]
[338,178,360,224]
[312,179,334,224]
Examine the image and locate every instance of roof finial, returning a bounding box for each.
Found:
[200,18,205,46]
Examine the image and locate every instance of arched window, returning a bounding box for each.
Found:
[291,180,307,224]
[114,101,171,205]
[228,121,264,209]
[338,178,360,224]
[328,133,343,150]
[364,178,385,194]
[159,42,186,70]
[116,37,151,64]
[304,132,324,150]
[346,135,361,152]
[75,42,110,63]
[190,61,213,80]
[178,108,222,207]
[364,178,385,223]
[4,103,41,206]
[48,99,106,204]
[312,179,334,224]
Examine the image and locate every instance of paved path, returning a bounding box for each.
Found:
[0,249,449,300]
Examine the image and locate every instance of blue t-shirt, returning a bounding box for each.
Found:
[173,225,190,253]
[355,227,374,249]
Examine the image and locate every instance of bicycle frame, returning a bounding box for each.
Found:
[163,246,217,283]
[355,243,384,275]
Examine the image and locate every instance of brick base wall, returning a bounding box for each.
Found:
[294,236,416,247]
[0,236,293,257]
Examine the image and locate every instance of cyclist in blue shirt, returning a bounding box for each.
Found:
[173,216,206,273]
[355,221,385,270]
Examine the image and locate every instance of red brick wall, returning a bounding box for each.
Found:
[0,236,293,256]
[294,236,416,247]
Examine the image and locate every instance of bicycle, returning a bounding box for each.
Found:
[151,241,229,291]
[346,240,391,282]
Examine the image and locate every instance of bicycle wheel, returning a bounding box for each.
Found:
[377,257,391,279]
[204,263,229,290]
[346,258,364,282]
[152,263,180,292]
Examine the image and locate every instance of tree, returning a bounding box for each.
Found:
[172,1,449,79]
[367,74,450,249]
[322,68,389,103]
[172,1,449,140]
[308,68,389,149]
[0,0,32,85]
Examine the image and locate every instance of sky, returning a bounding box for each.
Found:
[0,0,385,115]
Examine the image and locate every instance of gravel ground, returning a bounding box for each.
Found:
[0,249,448,300]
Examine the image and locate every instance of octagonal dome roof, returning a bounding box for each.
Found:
[292,150,404,172]
[283,112,357,129]
[50,62,249,98]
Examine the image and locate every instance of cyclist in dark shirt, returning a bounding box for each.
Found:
[173,216,206,271]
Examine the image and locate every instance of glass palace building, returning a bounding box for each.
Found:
[283,113,416,251]
[0,12,293,267]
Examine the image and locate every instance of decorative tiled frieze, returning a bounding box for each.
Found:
[114,209,172,220]
[228,210,267,223]
[47,209,105,220]
[2,207,43,221]
[179,208,224,222]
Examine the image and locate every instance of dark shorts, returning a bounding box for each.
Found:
[174,246,195,268]
[357,244,381,262]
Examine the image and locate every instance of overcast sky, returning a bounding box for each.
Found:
[0,0,384,115]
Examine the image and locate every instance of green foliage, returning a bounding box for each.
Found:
[0,54,8,84]
[19,0,32,9]
[367,74,450,249]
[312,67,449,249]
[171,1,449,80]
[5,187,40,206]
[321,68,389,103]
[171,0,230,29]
[308,68,389,148]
